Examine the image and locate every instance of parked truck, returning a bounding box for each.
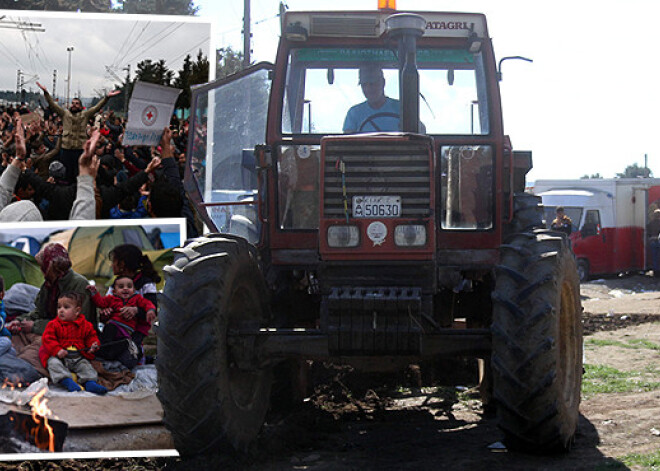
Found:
[534,178,660,280]
[156,6,583,456]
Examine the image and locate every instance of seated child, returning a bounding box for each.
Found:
[38,292,107,394]
[86,276,156,368]
[0,274,40,385]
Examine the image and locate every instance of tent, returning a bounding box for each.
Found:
[65,225,173,290]
[0,245,44,290]
[43,229,75,249]
[9,236,41,256]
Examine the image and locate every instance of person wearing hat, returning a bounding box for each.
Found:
[647,208,660,276]
[343,65,400,133]
[551,206,572,236]
[48,161,67,184]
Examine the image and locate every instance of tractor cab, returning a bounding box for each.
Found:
[184,10,507,261]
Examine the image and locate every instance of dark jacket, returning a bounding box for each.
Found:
[27,169,149,220]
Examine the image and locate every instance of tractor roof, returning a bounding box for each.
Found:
[282,10,489,41]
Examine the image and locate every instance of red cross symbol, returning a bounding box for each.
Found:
[141,106,158,126]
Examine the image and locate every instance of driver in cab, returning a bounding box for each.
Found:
[343,65,400,133]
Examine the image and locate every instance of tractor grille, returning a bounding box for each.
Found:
[323,141,432,218]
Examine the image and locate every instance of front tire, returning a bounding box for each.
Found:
[577,259,590,282]
[156,235,272,456]
[491,230,582,453]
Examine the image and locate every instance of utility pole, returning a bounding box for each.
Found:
[66,46,74,106]
[124,64,131,117]
[645,153,649,178]
[243,0,251,67]
[16,69,21,102]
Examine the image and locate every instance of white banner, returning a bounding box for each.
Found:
[123,81,181,146]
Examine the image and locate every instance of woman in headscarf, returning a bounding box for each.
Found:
[8,243,96,336]
[6,243,96,376]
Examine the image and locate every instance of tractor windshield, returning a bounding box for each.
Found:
[282,47,490,135]
[187,65,272,240]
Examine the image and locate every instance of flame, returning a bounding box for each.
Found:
[27,388,56,452]
[2,378,27,389]
[2,378,16,390]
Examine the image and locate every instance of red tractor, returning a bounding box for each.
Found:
[156,7,582,456]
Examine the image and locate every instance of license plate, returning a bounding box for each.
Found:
[352,196,401,218]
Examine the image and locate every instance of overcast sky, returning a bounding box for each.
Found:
[0,10,211,103]
[194,0,660,182]
[2,2,660,181]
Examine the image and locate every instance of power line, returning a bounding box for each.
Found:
[113,20,152,69]
[19,23,49,77]
[120,22,183,67]
[164,36,211,66]
[111,20,140,68]
[213,12,281,38]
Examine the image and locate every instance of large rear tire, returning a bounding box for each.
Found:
[491,230,582,453]
[156,235,272,456]
[506,192,544,235]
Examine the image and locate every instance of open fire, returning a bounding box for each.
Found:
[26,388,56,451]
[1,378,68,452]
[1,378,24,389]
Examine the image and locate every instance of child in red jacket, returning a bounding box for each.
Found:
[87,276,156,329]
[39,292,107,394]
[86,276,156,368]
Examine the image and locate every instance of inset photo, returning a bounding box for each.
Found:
[0,217,185,457]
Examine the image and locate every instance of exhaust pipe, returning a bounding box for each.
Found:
[385,13,426,133]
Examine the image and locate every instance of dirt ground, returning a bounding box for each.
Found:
[2,274,660,470]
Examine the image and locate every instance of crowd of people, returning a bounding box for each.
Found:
[0,88,198,237]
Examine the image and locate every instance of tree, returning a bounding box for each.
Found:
[580,173,603,179]
[135,59,175,86]
[0,0,111,11]
[216,47,244,80]
[1,0,196,14]
[114,0,198,15]
[616,163,652,178]
[174,49,209,111]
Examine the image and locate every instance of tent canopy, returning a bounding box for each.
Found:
[66,226,172,290]
[0,245,44,290]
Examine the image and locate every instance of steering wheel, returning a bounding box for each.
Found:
[357,112,400,132]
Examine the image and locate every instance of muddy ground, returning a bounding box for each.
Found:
[2,274,660,470]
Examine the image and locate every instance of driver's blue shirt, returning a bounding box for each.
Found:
[343,97,400,133]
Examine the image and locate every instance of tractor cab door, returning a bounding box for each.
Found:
[184,62,274,243]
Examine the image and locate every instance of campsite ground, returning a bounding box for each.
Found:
[2,274,660,470]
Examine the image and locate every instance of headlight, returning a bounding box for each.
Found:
[394,225,426,247]
[327,225,360,248]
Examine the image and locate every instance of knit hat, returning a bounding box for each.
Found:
[49,161,66,180]
[100,155,116,169]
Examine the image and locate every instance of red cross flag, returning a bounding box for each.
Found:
[124,81,181,146]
